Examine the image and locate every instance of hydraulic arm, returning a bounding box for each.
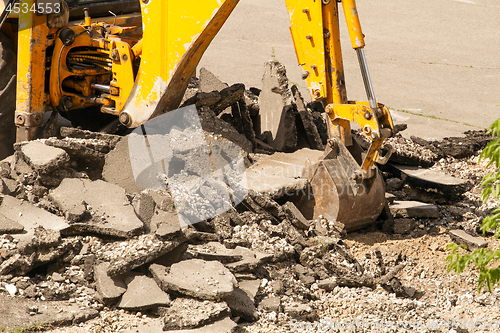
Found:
[285,0,393,178]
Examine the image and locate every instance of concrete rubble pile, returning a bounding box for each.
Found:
[0,63,496,332]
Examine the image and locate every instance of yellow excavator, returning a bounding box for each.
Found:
[0,0,394,231]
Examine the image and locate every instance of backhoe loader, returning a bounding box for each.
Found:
[0,0,394,231]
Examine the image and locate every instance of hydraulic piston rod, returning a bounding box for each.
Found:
[357,48,377,109]
[341,0,377,109]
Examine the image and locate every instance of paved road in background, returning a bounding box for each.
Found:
[199,0,500,140]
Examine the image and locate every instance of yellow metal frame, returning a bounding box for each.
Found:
[326,101,393,173]
[119,0,240,127]
[286,0,326,101]
[15,0,47,141]
[108,37,135,112]
[341,0,365,50]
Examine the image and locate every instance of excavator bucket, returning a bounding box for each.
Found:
[118,0,239,128]
[297,139,386,231]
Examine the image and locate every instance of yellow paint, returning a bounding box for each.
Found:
[321,0,351,144]
[326,101,394,173]
[109,38,135,112]
[285,0,326,101]
[16,0,47,141]
[341,0,365,50]
[326,102,384,136]
[322,0,346,105]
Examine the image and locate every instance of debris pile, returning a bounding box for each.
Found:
[0,64,499,332]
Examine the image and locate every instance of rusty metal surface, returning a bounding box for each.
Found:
[296,139,385,231]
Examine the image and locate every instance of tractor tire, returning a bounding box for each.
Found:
[0,32,17,160]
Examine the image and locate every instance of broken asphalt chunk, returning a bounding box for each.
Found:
[317,278,338,291]
[0,253,34,276]
[93,262,127,305]
[238,279,261,303]
[259,61,297,152]
[184,229,221,244]
[258,296,281,312]
[249,191,284,219]
[43,137,110,166]
[0,195,69,250]
[131,192,156,232]
[197,106,253,154]
[224,246,273,273]
[152,241,188,267]
[60,127,122,149]
[291,85,324,151]
[387,135,437,167]
[127,316,246,333]
[225,287,259,321]
[31,226,61,248]
[49,178,143,238]
[0,293,94,331]
[449,229,488,251]
[243,89,260,117]
[212,83,246,115]
[199,67,228,93]
[162,298,230,331]
[106,234,186,277]
[236,99,256,143]
[0,213,24,234]
[282,201,310,230]
[17,141,70,175]
[388,163,470,194]
[150,208,182,240]
[0,238,78,276]
[377,264,405,286]
[102,137,144,195]
[117,275,171,310]
[180,91,222,109]
[283,303,318,322]
[390,200,441,219]
[245,148,323,198]
[149,259,237,301]
[186,242,243,263]
[33,238,79,270]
